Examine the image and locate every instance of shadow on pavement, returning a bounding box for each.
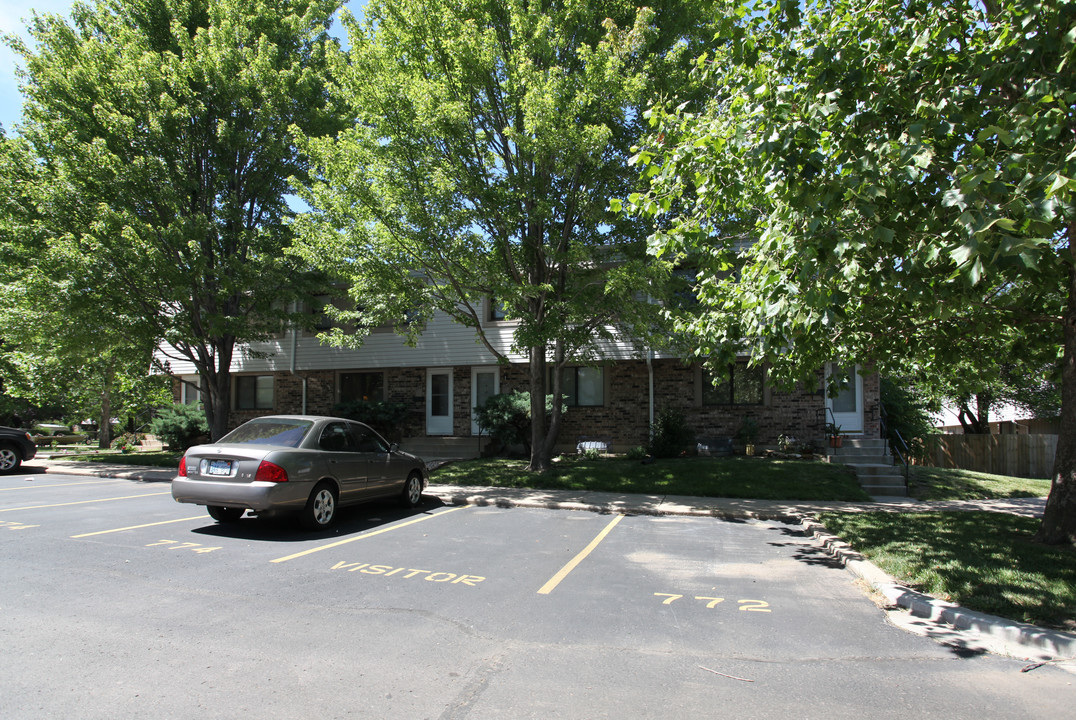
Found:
[188,494,448,543]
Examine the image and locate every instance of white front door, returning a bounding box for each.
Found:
[826,364,864,434]
[471,367,500,435]
[426,369,453,436]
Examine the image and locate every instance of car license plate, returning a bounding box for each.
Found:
[207,459,232,476]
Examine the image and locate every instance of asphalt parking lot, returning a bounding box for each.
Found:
[1,471,1073,719]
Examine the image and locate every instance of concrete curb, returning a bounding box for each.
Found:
[802,518,1076,667]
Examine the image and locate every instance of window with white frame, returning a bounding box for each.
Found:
[235,375,274,410]
[180,375,201,405]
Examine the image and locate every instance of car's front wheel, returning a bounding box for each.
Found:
[0,444,21,473]
[301,482,337,530]
[207,505,244,523]
[399,472,423,508]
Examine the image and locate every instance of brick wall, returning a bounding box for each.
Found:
[174,361,879,450]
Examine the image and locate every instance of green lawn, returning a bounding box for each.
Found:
[816,510,1076,631]
[431,456,872,501]
[61,450,182,468]
[908,466,1052,501]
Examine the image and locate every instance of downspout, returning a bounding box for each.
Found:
[289,307,308,415]
[646,348,655,440]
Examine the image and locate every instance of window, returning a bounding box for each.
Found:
[181,375,200,405]
[236,375,274,410]
[557,366,605,407]
[702,363,764,406]
[487,297,507,321]
[318,422,358,452]
[353,424,389,453]
[309,295,333,334]
[339,372,385,403]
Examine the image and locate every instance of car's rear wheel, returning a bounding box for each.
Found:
[0,444,20,473]
[301,482,337,530]
[207,505,244,523]
[400,472,423,508]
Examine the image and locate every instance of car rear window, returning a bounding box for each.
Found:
[219,419,313,448]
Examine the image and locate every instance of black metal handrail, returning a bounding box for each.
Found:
[879,401,911,489]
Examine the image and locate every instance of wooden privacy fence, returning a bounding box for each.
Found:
[917,434,1057,479]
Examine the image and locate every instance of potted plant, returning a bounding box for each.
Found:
[826,422,843,448]
[736,416,760,456]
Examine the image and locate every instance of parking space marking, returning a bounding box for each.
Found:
[0,519,39,530]
[0,479,127,492]
[0,492,170,513]
[71,516,205,538]
[270,505,471,564]
[329,561,486,586]
[537,513,625,595]
[653,594,773,613]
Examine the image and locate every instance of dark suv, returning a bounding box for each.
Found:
[0,426,37,472]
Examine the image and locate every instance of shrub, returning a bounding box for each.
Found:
[473,391,563,456]
[331,400,411,441]
[150,404,209,451]
[625,445,648,461]
[736,416,759,444]
[110,433,139,453]
[777,434,798,452]
[473,392,532,454]
[648,408,693,458]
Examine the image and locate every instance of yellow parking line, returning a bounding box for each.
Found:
[0,479,127,492]
[270,505,471,564]
[538,514,625,595]
[0,492,170,512]
[71,516,206,538]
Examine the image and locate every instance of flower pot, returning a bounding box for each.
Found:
[829,436,842,448]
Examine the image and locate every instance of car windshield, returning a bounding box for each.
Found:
[219,419,313,448]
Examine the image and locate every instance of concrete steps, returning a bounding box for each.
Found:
[829,437,908,497]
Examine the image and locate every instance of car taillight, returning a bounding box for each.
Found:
[255,460,288,483]
[178,456,187,477]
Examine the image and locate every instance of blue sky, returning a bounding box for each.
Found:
[0,1,71,132]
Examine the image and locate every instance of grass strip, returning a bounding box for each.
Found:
[816,510,1076,630]
[909,466,1052,501]
[61,451,182,468]
[432,456,872,501]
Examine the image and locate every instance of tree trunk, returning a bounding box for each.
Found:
[200,340,235,442]
[1035,229,1076,545]
[528,346,551,471]
[956,393,991,434]
[97,363,114,450]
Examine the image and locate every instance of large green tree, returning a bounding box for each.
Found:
[630,0,1076,542]
[1,129,168,445]
[5,0,343,440]
[294,0,709,470]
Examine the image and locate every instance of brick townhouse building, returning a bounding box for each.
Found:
[164,298,879,454]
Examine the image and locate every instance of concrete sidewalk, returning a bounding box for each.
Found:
[20,457,1075,669]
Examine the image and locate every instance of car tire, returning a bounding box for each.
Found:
[207,505,244,523]
[301,482,337,531]
[0,444,21,473]
[399,472,423,508]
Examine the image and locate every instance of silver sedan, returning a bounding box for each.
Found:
[171,415,429,530]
